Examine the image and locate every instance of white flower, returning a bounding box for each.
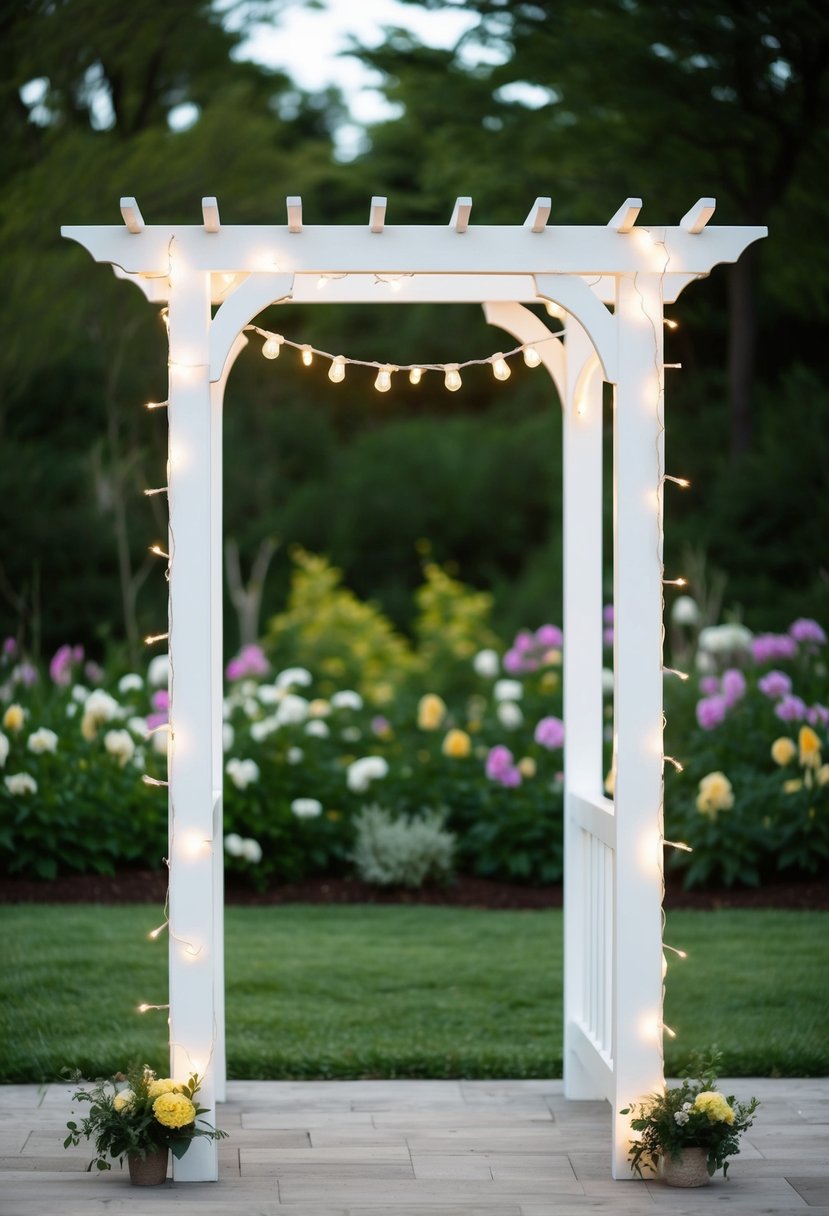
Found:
[671,595,701,627]
[497,701,523,730]
[601,668,615,695]
[127,716,148,737]
[346,755,389,793]
[674,1110,690,1126]
[147,654,170,687]
[286,746,304,765]
[308,699,331,718]
[695,649,716,674]
[304,719,330,739]
[243,698,260,719]
[132,748,145,770]
[494,679,523,703]
[152,730,168,755]
[224,833,245,857]
[240,837,263,863]
[291,797,323,819]
[226,757,260,790]
[118,673,144,694]
[257,684,282,705]
[276,666,313,690]
[698,622,753,655]
[331,689,363,711]
[27,728,58,754]
[473,648,500,678]
[104,729,136,767]
[223,723,234,752]
[0,733,8,768]
[275,694,309,726]
[83,689,120,724]
[71,684,90,703]
[65,702,78,718]
[5,772,37,796]
[250,717,279,742]
[341,726,362,743]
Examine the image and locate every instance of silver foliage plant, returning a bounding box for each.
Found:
[351,805,456,888]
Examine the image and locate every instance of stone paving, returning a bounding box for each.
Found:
[1,1077,827,1215]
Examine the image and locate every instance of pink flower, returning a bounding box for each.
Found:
[503,648,526,674]
[226,644,270,681]
[807,703,829,727]
[49,644,75,687]
[758,670,792,699]
[535,624,563,648]
[789,618,826,646]
[699,676,720,696]
[146,711,168,731]
[721,668,747,706]
[534,716,565,749]
[3,638,16,657]
[775,694,808,722]
[485,745,522,787]
[695,695,728,730]
[603,604,614,625]
[603,628,614,648]
[751,633,797,664]
[513,630,536,654]
[151,689,170,712]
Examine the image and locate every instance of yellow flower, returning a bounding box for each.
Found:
[417,694,446,731]
[147,1078,181,1100]
[113,1089,135,1113]
[442,729,471,759]
[798,725,822,769]
[540,671,560,693]
[543,648,562,667]
[518,756,537,779]
[692,1091,734,1124]
[2,704,24,732]
[817,764,829,787]
[771,736,796,766]
[696,771,734,817]
[80,710,98,742]
[783,778,803,794]
[308,699,331,718]
[153,1092,196,1129]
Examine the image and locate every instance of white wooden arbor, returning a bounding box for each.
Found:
[63,196,764,1182]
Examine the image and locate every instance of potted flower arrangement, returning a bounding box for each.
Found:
[64,1065,227,1185]
[621,1056,759,1186]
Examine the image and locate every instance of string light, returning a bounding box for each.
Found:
[262,335,283,359]
[149,544,169,560]
[409,367,423,385]
[663,577,687,587]
[374,365,393,393]
[148,920,169,940]
[146,400,168,410]
[144,486,168,497]
[523,345,541,368]
[661,1022,677,1039]
[663,944,688,959]
[142,774,169,788]
[663,755,684,773]
[663,666,690,680]
[664,362,682,369]
[664,318,679,329]
[144,632,169,645]
[300,344,313,366]
[444,364,462,392]
[137,1002,170,1014]
[664,838,693,852]
[663,475,690,488]
[492,353,511,381]
[328,356,346,383]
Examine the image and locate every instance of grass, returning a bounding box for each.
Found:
[0,904,826,1083]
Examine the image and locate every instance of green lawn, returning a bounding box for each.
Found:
[0,904,826,1083]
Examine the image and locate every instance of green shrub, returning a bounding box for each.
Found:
[351,804,455,888]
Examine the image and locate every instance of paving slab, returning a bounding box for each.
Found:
[0,1078,826,1215]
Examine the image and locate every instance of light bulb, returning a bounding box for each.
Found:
[262,336,282,359]
[374,365,393,393]
[665,318,679,330]
[328,357,346,383]
[301,345,313,367]
[545,301,563,318]
[317,276,328,290]
[444,364,462,392]
[523,346,541,368]
[221,273,235,286]
[492,354,511,381]
[409,368,423,386]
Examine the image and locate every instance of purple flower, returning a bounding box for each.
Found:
[225,644,270,682]
[603,627,614,648]
[49,644,75,686]
[699,676,720,696]
[152,689,170,712]
[146,711,168,731]
[84,660,103,683]
[721,668,747,707]
[371,715,391,736]
[789,618,826,646]
[73,645,85,664]
[513,630,536,654]
[808,703,829,727]
[17,662,37,687]
[603,604,614,625]
[534,716,565,750]
[502,648,525,674]
[485,744,522,787]
[3,638,16,657]
[535,624,563,649]
[751,633,798,664]
[695,695,728,730]
[758,670,792,700]
[775,694,808,723]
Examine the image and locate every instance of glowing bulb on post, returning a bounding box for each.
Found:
[523,346,541,368]
[301,345,313,367]
[444,364,462,392]
[491,354,511,382]
[374,365,393,393]
[328,356,346,384]
[262,335,282,360]
[545,301,563,319]
[409,368,423,386]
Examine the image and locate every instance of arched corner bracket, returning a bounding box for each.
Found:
[534,275,618,383]
[482,301,566,404]
[208,274,295,382]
